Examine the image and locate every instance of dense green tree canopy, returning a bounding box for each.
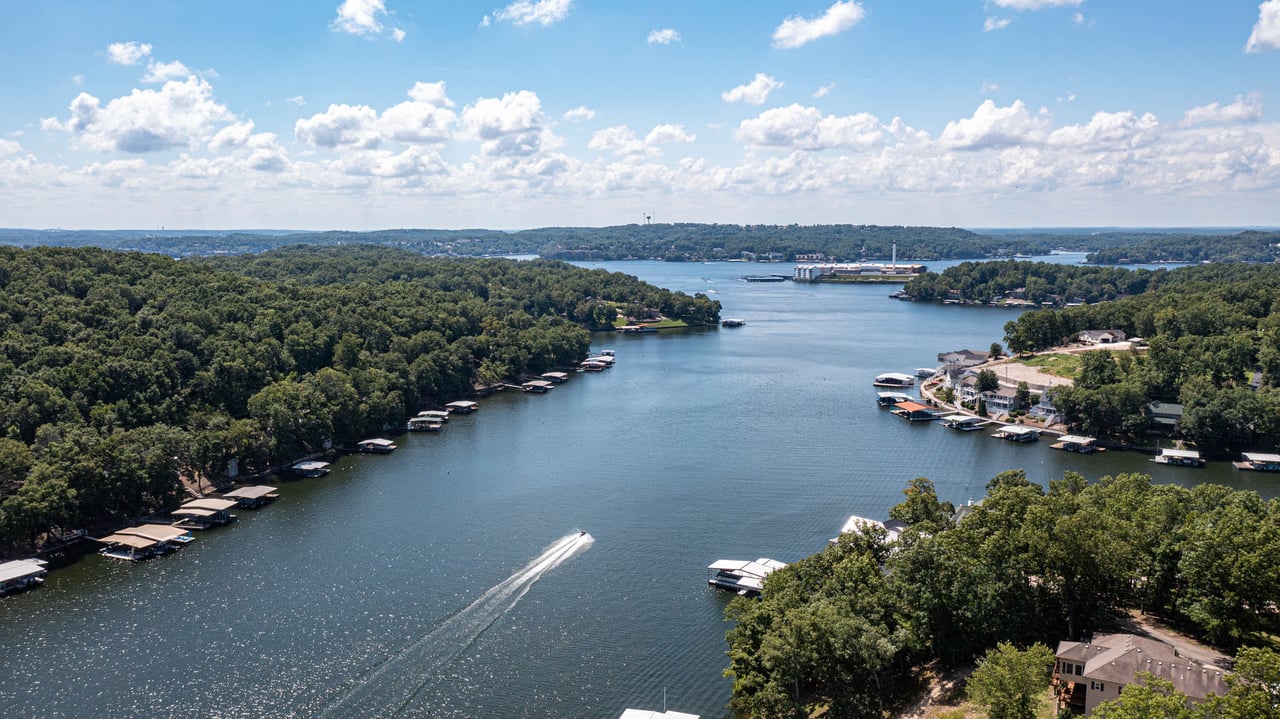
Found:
[725,472,1280,716]
[0,245,716,550]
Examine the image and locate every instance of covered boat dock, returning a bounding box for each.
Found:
[445,400,479,414]
[1235,452,1280,472]
[222,485,280,508]
[1050,435,1102,453]
[0,558,49,595]
[96,533,161,561]
[1153,448,1205,467]
[707,558,787,597]
[292,460,331,478]
[357,438,398,453]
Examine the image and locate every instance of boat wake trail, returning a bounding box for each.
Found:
[319,532,594,718]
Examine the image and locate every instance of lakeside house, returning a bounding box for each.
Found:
[1053,633,1226,716]
[829,515,909,544]
[937,349,989,369]
[1077,329,1128,345]
[1147,402,1185,435]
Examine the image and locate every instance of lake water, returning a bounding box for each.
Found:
[0,256,1264,719]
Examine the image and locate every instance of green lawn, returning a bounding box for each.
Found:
[1015,353,1083,380]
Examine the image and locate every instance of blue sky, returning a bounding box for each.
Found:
[2,1,1278,230]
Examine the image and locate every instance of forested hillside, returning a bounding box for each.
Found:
[902,260,1160,304]
[0,246,717,551]
[726,472,1280,717]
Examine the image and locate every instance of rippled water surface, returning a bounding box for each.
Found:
[0,256,1264,718]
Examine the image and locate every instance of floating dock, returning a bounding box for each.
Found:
[1152,448,1205,467]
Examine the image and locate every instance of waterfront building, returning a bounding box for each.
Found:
[1053,633,1225,716]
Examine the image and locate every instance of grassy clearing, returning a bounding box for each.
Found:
[1015,353,1083,380]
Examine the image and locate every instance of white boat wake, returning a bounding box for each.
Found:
[318,532,594,718]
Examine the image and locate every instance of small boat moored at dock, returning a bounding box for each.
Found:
[1234,452,1280,472]
[406,416,444,431]
[940,414,986,431]
[292,460,331,478]
[877,391,913,407]
[96,533,161,561]
[1152,448,1205,467]
[1051,435,1103,453]
[357,438,398,453]
[991,425,1040,443]
[444,400,479,414]
[891,401,941,421]
[0,558,49,596]
[707,558,787,597]
[873,372,915,388]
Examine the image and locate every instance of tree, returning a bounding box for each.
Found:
[1204,646,1280,719]
[976,369,1001,394]
[990,342,1005,360]
[966,642,1056,719]
[889,477,954,530]
[1015,381,1031,409]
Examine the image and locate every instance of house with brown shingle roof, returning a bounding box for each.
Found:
[1053,633,1227,715]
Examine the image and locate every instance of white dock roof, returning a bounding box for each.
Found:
[1161,448,1202,459]
[1058,435,1096,445]
[875,372,915,382]
[0,559,48,583]
[181,498,239,511]
[118,525,190,542]
[997,425,1038,436]
[222,485,278,500]
[96,533,159,549]
[359,437,397,447]
[293,460,330,471]
[1243,452,1280,463]
[619,710,700,719]
[941,414,980,423]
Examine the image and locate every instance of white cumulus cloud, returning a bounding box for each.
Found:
[106,41,152,66]
[1182,92,1264,126]
[647,28,681,45]
[1048,110,1160,150]
[493,0,572,27]
[814,83,836,99]
[981,80,1001,94]
[984,16,1012,32]
[379,82,458,144]
[462,90,558,156]
[645,124,695,145]
[142,59,191,83]
[43,77,235,154]
[939,100,1050,150]
[772,1,866,49]
[991,0,1082,9]
[722,74,784,105]
[589,124,695,157]
[563,105,596,122]
[736,104,887,151]
[392,27,406,42]
[295,104,381,148]
[1247,1,1280,53]
[0,139,22,157]
[332,0,388,36]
